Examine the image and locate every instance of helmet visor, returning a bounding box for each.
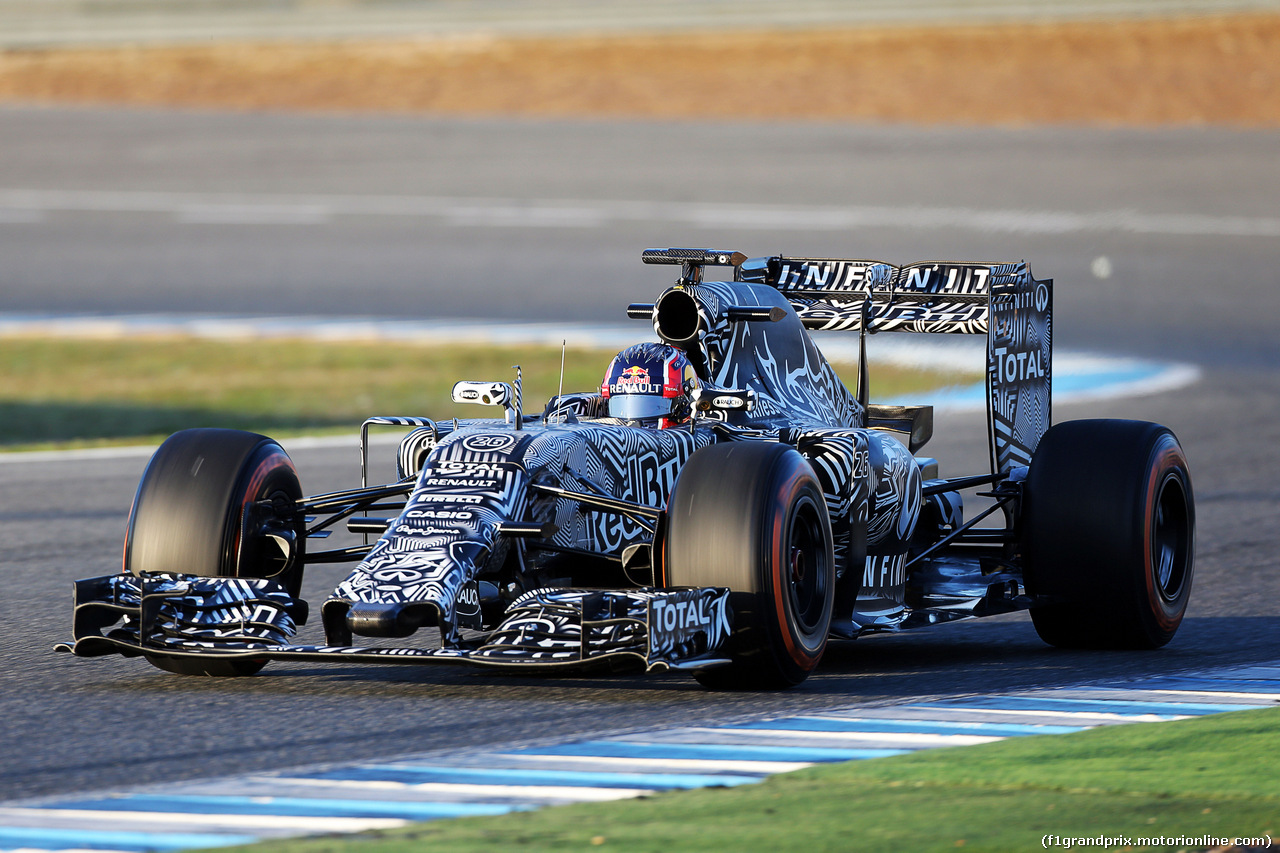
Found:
[608,393,673,421]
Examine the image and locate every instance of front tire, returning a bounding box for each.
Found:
[1023,419,1195,649]
[125,428,303,676]
[665,442,835,689]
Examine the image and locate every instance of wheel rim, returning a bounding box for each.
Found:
[230,445,300,582]
[787,496,830,634]
[253,489,297,577]
[1152,471,1191,603]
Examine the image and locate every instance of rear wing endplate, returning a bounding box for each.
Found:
[737,255,1052,473]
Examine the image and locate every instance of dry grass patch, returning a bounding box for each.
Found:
[0,14,1277,124]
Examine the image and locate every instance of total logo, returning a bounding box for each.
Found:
[650,594,730,635]
[993,345,1047,383]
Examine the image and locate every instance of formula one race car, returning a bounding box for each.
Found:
[57,248,1196,689]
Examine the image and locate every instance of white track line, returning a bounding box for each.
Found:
[904,708,1183,723]
[673,727,1000,747]
[0,807,405,833]
[1,189,1277,239]
[248,776,651,802]
[493,754,814,774]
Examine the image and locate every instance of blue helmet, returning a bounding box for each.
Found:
[601,343,700,428]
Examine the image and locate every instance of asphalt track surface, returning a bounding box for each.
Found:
[1,107,1278,804]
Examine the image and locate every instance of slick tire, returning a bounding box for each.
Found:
[665,442,834,690]
[126,428,303,676]
[1023,419,1195,650]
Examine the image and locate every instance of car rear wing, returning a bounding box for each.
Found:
[736,254,1053,473]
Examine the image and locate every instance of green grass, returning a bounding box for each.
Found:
[0,337,976,450]
[205,707,1280,853]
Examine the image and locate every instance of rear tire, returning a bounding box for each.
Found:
[665,442,834,689]
[1023,419,1194,649]
[125,428,303,676]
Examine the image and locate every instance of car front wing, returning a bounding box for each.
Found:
[54,573,734,673]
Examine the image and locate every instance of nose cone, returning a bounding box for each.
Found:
[346,600,439,638]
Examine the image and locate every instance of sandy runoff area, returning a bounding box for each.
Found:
[0,13,1276,124]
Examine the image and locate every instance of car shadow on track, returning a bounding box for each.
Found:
[85,615,1279,705]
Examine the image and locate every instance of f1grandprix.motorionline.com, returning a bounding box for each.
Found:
[58,247,1195,689]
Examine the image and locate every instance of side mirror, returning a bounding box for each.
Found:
[452,381,512,407]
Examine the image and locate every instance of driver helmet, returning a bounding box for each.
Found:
[601,343,700,428]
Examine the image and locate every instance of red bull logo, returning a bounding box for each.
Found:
[618,365,649,385]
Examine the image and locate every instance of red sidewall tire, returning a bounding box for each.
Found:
[126,428,301,588]
[125,428,303,677]
[1024,419,1195,649]
[1135,434,1195,640]
[665,441,834,689]
[762,466,831,673]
